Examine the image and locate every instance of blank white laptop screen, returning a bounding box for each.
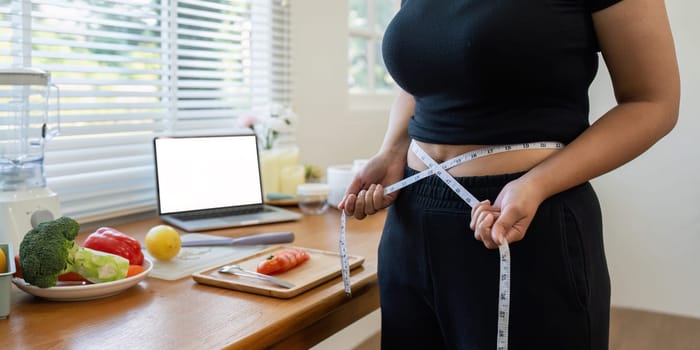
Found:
[155,134,264,214]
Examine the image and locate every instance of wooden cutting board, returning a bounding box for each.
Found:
[192,245,364,298]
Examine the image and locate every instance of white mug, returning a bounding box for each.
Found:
[326,164,354,208]
[352,159,368,175]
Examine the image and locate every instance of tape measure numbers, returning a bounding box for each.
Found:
[339,140,563,349]
[339,211,351,296]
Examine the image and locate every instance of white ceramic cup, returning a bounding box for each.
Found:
[326,164,354,208]
[352,159,368,175]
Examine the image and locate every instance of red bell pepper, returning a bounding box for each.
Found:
[83,227,144,265]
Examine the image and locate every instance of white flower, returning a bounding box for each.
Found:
[264,115,294,133]
[242,104,298,150]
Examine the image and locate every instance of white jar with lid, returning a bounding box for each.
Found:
[296,183,330,215]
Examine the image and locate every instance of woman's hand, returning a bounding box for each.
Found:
[470,177,544,249]
[338,152,406,220]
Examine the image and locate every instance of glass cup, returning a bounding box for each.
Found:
[297,183,330,215]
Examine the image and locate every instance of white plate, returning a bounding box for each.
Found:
[12,257,153,302]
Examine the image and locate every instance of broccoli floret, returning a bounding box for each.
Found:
[19,216,129,288]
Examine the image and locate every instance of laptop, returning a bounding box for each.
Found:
[153,134,302,232]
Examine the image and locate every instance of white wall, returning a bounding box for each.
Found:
[291,0,700,319]
[290,1,387,169]
[589,1,700,318]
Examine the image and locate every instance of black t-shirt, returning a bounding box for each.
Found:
[382,0,623,145]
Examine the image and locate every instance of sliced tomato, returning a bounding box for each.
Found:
[256,248,310,275]
[58,272,90,283]
[13,255,22,279]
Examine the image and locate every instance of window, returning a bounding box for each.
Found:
[348,0,398,96]
[0,0,291,222]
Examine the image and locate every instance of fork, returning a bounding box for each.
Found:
[218,264,295,289]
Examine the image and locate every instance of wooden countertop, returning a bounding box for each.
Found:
[1,209,386,349]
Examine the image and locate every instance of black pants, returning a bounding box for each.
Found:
[378,168,610,349]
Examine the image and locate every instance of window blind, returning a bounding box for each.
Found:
[0,0,291,223]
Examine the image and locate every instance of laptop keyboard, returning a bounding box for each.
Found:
[172,206,270,221]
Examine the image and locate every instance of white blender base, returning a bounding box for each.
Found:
[0,188,61,253]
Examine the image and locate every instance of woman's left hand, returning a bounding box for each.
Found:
[470,177,544,249]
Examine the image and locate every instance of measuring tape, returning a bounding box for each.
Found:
[339,209,351,296]
[339,140,563,348]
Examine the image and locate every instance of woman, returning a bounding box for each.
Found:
[340,0,679,348]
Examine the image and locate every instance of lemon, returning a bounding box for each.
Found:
[0,248,6,273]
[145,225,181,261]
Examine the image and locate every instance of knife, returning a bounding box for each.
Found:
[180,231,295,247]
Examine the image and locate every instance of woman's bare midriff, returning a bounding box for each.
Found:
[407,140,560,177]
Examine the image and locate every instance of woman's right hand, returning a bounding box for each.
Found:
[338,152,405,220]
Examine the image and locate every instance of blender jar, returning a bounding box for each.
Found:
[0,68,60,191]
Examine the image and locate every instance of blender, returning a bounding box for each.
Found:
[0,68,61,252]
